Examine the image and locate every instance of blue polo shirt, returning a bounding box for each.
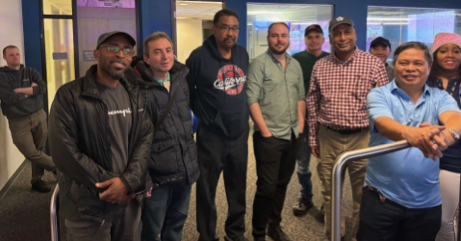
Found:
[366,80,461,209]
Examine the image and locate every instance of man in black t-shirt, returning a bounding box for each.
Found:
[48,31,153,241]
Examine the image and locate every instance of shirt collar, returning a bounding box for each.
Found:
[332,47,359,65]
[390,79,431,97]
[266,49,292,63]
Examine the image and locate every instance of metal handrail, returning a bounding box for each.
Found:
[331,140,411,241]
[50,184,59,241]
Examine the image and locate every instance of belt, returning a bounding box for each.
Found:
[326,126,368,135]
[366,183,387,202]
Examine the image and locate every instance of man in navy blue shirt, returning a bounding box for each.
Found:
[358,41,461,241]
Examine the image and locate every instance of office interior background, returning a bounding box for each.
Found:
[1,0,461,239]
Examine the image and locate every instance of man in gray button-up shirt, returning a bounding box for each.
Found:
[246,22,305,241]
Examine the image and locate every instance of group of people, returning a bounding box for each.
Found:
[1,8,461,241]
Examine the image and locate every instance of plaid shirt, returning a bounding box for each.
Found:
[307,48,389,146]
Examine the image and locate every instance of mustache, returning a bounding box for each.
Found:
[224,37,235,42]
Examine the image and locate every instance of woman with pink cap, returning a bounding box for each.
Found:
[428,32,461,241]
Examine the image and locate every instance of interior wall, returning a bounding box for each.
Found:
[176,19,203,64]
[0,0,26,190]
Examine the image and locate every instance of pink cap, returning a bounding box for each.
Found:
[432,32,461,54]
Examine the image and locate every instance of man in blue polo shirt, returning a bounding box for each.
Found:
[358,41,461,241]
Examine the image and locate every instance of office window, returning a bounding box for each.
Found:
[367,6,461,61]
[247,3,333,59]
[43,0,72,15]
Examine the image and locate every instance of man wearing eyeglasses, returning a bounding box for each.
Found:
[186,9,250,241]
[48,31,153,241]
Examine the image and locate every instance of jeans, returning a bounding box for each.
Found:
[142,183,192,241]
[296,125,313,200]
[357,187,441,241]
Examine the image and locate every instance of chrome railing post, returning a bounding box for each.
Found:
[50,184,59,241]
[331,140,410,241]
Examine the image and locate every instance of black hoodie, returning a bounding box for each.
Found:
[0,65,46,119]
[186,35,250,138]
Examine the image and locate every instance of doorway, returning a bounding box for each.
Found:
[174,0,223,63]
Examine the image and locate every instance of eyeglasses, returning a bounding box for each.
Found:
[219,25,240,33]
[100,45,135,56]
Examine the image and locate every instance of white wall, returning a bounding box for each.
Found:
[0,0,26,190]
[176,19,203,63]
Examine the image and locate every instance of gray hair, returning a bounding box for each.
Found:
[392,41,433,66]
[143,32,174,57]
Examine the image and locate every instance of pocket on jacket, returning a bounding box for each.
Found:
[69,181,106,222]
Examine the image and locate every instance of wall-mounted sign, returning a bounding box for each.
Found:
[82,50,96,62]
[52,52,68,60]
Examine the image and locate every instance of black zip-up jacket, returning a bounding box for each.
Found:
[128,59,199,186]
[0,65,46,119]
[48,65,153,223]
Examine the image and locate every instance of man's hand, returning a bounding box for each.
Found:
[419,122,452,153]
[310,146,320,158]
[145,187,153,198]
[96,177,130,205]
[261,129,273,138]
[402,124,445,160]
[32,82,38,87]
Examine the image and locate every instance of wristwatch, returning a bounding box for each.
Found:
[447,128,460,142]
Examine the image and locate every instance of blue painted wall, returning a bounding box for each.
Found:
[22,0,43,75]
[138,0,172,42]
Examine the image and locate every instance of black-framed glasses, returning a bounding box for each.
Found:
[100,45,135,56]
[219,25,240,33]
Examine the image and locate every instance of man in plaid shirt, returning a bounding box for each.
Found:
[306,16,389,240]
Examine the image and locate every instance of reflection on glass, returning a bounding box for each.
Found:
[43,0,72,15]
[76,0,135,8]
[44,19,75,111]
[247,3,333,59]
[367,7,461,62]
[77,0,137,77]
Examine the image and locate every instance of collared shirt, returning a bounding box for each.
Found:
[292,50,330,95]
[385,64,394,81]
[307,48,389,146]
[154,72,171,92]
[366,80,461,208]
[246,50,305,140]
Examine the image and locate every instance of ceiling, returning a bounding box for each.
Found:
[176,1,223,20]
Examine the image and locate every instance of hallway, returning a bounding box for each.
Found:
[0,133,354,241]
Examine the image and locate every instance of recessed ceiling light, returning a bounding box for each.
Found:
[180,3,188,5]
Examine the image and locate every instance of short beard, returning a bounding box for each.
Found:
[100,57,126,80]
[269,44,289,55]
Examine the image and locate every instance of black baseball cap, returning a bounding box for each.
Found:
[96,31,136,49]
[370,37,391,49]
[304,24,324,36]
[329,16,354,32]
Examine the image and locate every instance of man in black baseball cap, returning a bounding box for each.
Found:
[369,37,394,81]
[291,24,329,217]
[49,30,153,241]
[308,15,389,241]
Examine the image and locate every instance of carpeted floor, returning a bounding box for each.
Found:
[0,133,354,241]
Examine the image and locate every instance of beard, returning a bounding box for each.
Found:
[221,36,236,49]
[99,56,127,80]
[269,42,290,55]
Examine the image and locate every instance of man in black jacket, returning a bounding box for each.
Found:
[129,31,199,241]
[0,45,56,193]
[48,31,153,241]
[186,9,250,241]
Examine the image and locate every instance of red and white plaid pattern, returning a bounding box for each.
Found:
[307,48,389,146]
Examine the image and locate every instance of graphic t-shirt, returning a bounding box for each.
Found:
[96,81,132,174]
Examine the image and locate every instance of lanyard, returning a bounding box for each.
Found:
[436,78,460,96]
